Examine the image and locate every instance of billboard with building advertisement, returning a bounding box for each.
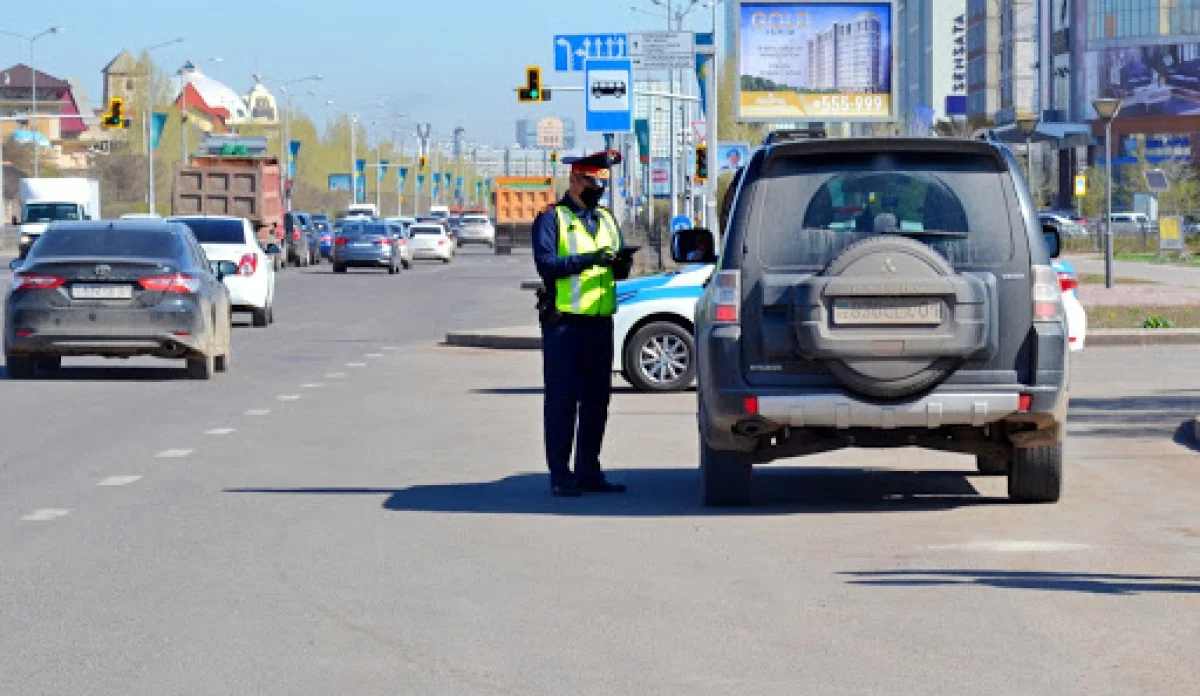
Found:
[1090,42,1200,118]
[735,0,895,121]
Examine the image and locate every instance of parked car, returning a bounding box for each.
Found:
[678,137,1070,506]
[1108,212,1155,237]
[1039,212,1088,239]
[408,223,454,263]
[457,214,496,247]
[170,215,278,327]
[4,220,233,379]
[332,219,401,274]
[283,212,318,267]
[614,263,713,392]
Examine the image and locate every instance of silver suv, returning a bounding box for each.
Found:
[675,138,1069,506]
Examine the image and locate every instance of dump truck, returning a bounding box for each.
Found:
[171,139,285,264]
[491,176,556,255]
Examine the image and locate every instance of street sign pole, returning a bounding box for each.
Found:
[703,44,718,250]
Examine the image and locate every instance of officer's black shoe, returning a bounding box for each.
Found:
[578,480,627,494]
[551,482,583,497]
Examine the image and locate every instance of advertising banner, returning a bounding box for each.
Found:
[736,1,895,121]
[1089,42,1200,119]
[328,174,352,191]
[634,118,650,163]
[716,142,751,174]
[651,158,671,198]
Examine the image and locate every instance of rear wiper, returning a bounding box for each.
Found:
[882,230,969,239]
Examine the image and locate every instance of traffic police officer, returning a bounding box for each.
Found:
[532,150,632,497]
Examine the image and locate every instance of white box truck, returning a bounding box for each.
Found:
[16,178,102,258]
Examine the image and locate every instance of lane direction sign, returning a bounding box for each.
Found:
[554,34,628,72]
[585,58,634,133]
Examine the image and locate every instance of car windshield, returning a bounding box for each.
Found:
[754,151,1015,267]
[23,203,80,223]
[464,216,489,224]
[29,227,182,260]
[172,218,245,244]
[340,222,389,237]
[410,226,443,236]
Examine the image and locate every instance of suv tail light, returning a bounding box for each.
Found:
[1031,265,1064,322]
[139,273,201,294]
[13,273,66,290]
[712,270,740,324]
[1057,271,1078,293]
[238,253,258,276]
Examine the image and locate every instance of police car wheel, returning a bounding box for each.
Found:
[625,321,695,392]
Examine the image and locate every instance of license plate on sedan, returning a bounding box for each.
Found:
[71,284,133,300]
[832,298,942,326]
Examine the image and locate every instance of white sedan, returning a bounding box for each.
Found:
[171,215,277,327]
[408,223,455,263]
[457,214,496,247]
[612,263,714,392]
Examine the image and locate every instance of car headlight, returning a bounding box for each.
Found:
[19,235,31,245]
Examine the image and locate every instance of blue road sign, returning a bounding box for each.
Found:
[585,58,633,134]
[671,215,692,232]
[554,34,628,72]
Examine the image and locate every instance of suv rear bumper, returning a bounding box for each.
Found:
[757,391,1020,429]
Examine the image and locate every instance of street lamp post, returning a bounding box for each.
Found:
[257,74,322,212]
[139,37,185,214]
[1093,97,1122,289]
[1,26,63,177]
[1015,114,1040,206]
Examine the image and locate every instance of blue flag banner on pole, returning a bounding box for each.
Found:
[444,172,452,189]
[696,33,713,119]
[355,159,366,176]
[328,174,352,191]
[433,185,440,199]
[398,166,408,192]
[150,112,169,152]
[356,176,366,203]
[289,140,301,180]
[378,159,389,183]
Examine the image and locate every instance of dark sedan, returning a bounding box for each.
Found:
[4,220,234,380]
[332,220,401,274]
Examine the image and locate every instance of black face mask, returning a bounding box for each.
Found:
[579,185,605,209]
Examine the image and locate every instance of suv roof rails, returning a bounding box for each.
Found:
[762,128,827,146]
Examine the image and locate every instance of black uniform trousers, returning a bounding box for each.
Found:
[541,314,615,487]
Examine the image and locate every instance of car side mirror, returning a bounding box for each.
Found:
[265,244,282,255]
[9,258,22,271]
[1042,224,1062,259]
[671,228,717,264]
[212,260,239,279]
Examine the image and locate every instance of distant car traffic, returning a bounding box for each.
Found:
[312,214,334,258]
[1039,212,1088,239]
[4,220,233,380]
[283,212,320,267]
[456,214,496,247]
[408,223,454,263]
[171,215,278,327]
[332,220,401,274]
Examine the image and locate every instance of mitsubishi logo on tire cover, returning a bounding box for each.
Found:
[94,264,112,277]
[882,257,898,274]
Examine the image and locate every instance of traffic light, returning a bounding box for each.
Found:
[518,66,543,103]
[695,143,708,183]
[419,155,427,171]
[550,151,558,167]
[102,97,127,129]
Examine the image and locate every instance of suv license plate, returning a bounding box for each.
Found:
[833,298,942,326]
[71,284,133,300]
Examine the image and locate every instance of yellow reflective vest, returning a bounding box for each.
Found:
[554,206,622,316]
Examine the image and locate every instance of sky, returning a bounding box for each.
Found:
[3,0,721,150]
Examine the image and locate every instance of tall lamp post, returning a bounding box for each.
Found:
[0,26,63,177]
[256,74,322,212]
[140,37,185,214]
[1093,97,1122,289]
[1015,114,1040,205]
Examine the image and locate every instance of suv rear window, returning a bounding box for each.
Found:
[753,152,1015,268]
[173,218,246,244]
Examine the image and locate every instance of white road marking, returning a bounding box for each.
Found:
[346,362,367,368]
[97,475,142,487]
[325,372,348,379]
[278,394,301,402]
[381,346,397,351]
[206,428,236,436]
[302,383,325,389]
[156,449,193,459]
[244,409,271,417]
[365,353,384,358]
[925,541,1095,553]
[21,509,71,522]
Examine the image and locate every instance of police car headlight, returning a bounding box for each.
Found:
[19,235,31,245]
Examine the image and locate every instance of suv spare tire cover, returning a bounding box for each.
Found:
[819,235,962,400]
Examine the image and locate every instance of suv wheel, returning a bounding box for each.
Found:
[625,321,695,392]
[1008,443,1062,503]
[976,452,1011,475]
[252,307,269,328]
[700,436,755,507]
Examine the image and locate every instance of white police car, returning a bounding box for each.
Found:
[613,263,713,392]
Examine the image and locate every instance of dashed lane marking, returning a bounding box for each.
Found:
[278,394,301,402]
[302,383,325,389]
[156,449,193,459]
[346,362,367,368]
[244,409,271,417]
[325,372,348,379]
[206,428,236,436]
[21,509,71,522]
[97,476,142,487]
[381,347,397,351]
[365,353,384,358]
[924,541,1095,553]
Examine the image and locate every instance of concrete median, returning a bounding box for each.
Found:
[444,326,541,350]
[1087,328,1200,346]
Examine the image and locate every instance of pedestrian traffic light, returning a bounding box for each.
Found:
[102,97,127,129]
[518,66,543,103]
[695,143,708,183]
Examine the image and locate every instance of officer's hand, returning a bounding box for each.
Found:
[595,250,618,267]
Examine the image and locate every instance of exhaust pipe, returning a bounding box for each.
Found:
[733,418,776,438]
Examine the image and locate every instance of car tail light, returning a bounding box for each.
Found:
[238,253,258,276]
[743,397,759,415]
[1057,271,1078,293]
[1031,265,1064,322]
[335,237,349,246]
[13,273,66,290]
[1018,394,1033,412]
[712,270,740,325]
[374,238,390,246]
[15,329,34,338]
[139,273,201,294]
[438,239,446,246]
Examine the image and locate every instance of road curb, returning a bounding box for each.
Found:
[1088,328,1200,346]
[445,327,541,350]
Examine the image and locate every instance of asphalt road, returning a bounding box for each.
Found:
[1,248,1197,695]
